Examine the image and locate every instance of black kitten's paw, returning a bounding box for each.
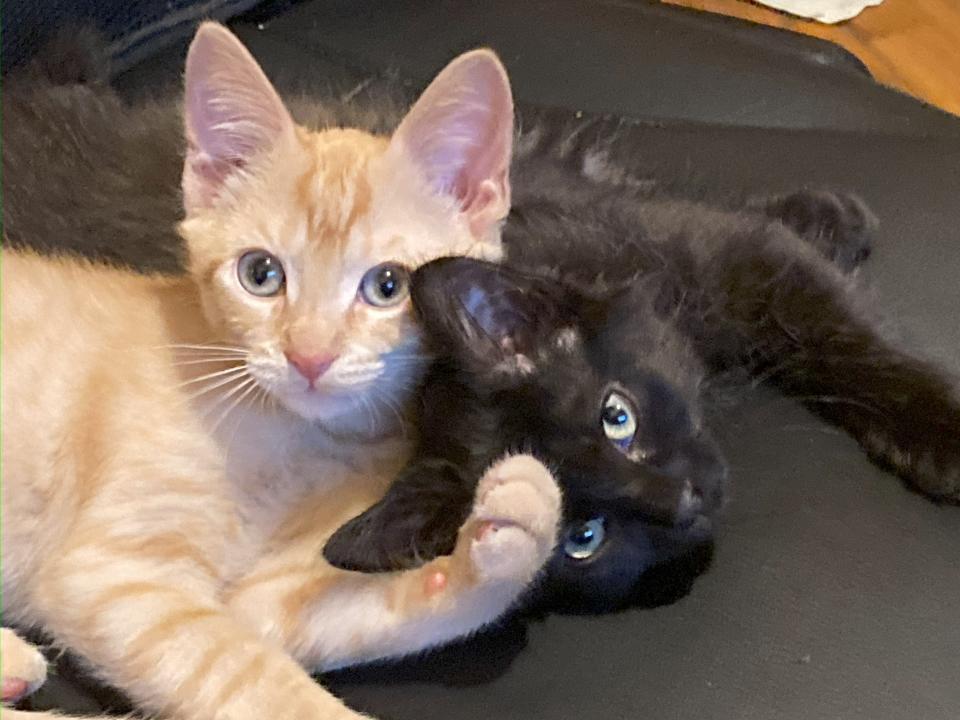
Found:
[323,459,474,572]
[906,450,960,504]
[893,435,960,504]
[754,189,878,273]
[863,400,960,504]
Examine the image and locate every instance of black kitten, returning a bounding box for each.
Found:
[324,170,960,612]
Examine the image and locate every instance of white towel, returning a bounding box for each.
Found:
[754,0,884,24]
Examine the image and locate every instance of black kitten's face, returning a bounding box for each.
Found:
[415,258,727,611]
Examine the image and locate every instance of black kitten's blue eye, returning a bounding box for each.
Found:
[360,263,411,307]
[601,391,637,448]
[238,250,285,297]
[563,517,607,560]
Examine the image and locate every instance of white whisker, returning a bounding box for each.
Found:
[256,385,271,414]
[181,370,251,403]
[173,365,248,390]
[358,394,378,436]
[223,381,262,453]
[170,357,252,367]
[156,344,248,355]
[386,353,432,362]
[209,377,260,436]
[374,389,409,440]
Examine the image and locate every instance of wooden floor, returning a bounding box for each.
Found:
[662,0,960,117]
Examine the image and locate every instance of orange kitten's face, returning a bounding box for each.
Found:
[182,128,496,430]
[178,25,513,434]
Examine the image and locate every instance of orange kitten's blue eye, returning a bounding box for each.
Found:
[238,250,285,297]
[359,263,410,307]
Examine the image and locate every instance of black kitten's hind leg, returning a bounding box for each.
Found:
[696,228,960,503]
[323,459,474,572]
[748,189,877,274]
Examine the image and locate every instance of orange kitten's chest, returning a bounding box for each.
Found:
[213,411,411,574]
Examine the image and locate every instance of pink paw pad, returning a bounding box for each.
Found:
[2,677,29,704]
[424,571,448,596]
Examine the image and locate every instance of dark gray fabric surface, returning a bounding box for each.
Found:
[19,2,960,719]
[251,0,959,136]
[113,0,960,137]
[0,0,265,76]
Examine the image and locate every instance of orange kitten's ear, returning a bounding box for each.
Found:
[390,49,514,239]
[182,22,296,212]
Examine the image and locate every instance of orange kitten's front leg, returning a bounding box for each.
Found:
[31,526,371,720]
[228,455,561,670]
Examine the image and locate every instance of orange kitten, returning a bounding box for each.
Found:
[1,23,560,720]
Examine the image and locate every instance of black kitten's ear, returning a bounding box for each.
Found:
[322,460,473,573]
[411,257,572,371]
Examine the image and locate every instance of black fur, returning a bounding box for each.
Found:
[2,59,185,273]
[325,167,960,612]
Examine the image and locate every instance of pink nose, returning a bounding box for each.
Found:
[286,352,337,384]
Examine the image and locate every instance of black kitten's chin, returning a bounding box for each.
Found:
[534,516,716,616]
[626,538,715,610]
[536,537,715,616]
[673,511,715,537]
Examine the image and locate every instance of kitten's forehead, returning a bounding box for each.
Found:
[589,302,705,405]
[296,126,491,270]
[525,348,601,414]
[295,128,389,247]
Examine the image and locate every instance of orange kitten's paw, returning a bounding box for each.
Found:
[1,628,47,704]
[465,454,561,584]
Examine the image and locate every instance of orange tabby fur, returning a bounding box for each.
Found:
[1,23,560,720]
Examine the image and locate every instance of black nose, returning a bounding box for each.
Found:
[691,448,728,514]
[624,469,700,528]
[677,480,703,523]
[652,440,727,522]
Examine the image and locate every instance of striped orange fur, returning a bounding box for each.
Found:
[1,23,560,720]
